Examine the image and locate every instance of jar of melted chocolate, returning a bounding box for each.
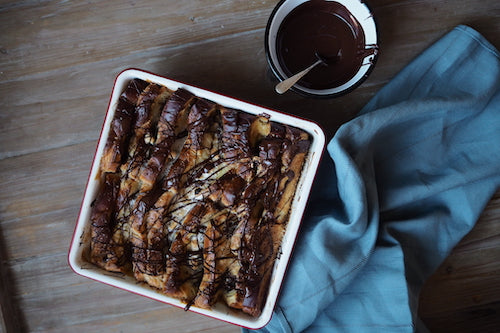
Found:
[266,0,378,97]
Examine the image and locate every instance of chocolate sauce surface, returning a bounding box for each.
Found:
[276,0,373,90]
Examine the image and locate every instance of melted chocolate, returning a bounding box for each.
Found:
[276,0,376,89]
[120,79,148,105]
[142,88,195,185]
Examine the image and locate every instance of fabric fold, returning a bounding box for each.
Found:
[244,25,500,333]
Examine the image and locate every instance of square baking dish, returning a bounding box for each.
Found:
[68,68,325,329]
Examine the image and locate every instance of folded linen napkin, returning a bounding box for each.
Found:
[244,25,500,333]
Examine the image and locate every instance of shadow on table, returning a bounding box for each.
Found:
[0,225,26,333]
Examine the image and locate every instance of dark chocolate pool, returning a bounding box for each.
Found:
[275,0,377,90]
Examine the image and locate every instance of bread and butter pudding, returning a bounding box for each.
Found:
[88,78,311,317]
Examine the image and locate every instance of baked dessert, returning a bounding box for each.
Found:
[89,79,311,317]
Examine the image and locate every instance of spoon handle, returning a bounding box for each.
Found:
[275,59,322,94]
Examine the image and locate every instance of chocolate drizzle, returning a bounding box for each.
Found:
[89,80,312,317]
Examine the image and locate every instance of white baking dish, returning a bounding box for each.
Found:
[68,68,326,329]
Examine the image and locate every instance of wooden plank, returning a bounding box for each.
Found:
[419,190,500,332]
[0,142,93,223]
[420,302,500,333]
[0,0,274,81]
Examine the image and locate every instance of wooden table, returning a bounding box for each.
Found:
[1,1,499,332]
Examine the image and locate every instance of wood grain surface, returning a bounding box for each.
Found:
[0,0,499,332]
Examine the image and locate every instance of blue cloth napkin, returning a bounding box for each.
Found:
[244,25,500,333]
